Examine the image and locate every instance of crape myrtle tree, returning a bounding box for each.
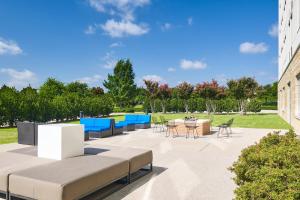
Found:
[227,77,258,115]
[176,82,194,113]
[194,80,226,114]
[158,83,172,113]
[103,59,137,109]
[143,80,159,113]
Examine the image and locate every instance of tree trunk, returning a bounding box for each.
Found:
[150,100,155,113]
[184,100,189,113]
[161,102,166,114]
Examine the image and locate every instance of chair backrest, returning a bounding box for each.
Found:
[159,116,166,123]
[125,115,138,122]
[227,118,234,126]
[137,115,151,123]
[152,116,158,124]
[93,118,112,128]
[80,118,94,127]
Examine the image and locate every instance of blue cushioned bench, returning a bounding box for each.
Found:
[80,118,113,138]
[119,115,151,130]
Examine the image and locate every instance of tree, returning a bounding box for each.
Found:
[143,80,159,113]
[103,59,136,108]
[0,85,19,126]
[176,82,194,113]
[227,77,258,115]
[19,86,39,122]
[158,84,172,113]
[65,81,89,97]
[91,87,104,96]
[39,78,65,99]
[194,80,225,114]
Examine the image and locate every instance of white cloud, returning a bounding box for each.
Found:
[84,25,97,34]
[180,59,207,70]
[161,23,171,31]
[268,23,278,38]
[167,67,176,72]
[239,42,268,54]
[0,68,37,89]
[109,42,123,48]
[142,74,165,83]
[187,17,193,26]
[77,74,103,85]
[0,38,22,55]
[102,51,117,69]
[88,0,150,21]
[101,19,149,37]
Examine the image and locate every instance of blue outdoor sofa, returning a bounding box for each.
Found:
[112,119,126,135]
[80,118,113,139]
[119,114,151,130]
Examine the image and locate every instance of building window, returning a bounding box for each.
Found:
[296,74,300,118]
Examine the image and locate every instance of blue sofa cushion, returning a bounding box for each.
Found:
[80,118,112,132]
[124,115,151,125]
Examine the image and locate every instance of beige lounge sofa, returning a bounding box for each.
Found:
[85,145,153,182]
[0,152,54,199]
[9,155,129,200]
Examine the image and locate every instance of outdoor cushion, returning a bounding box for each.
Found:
[80,118,112,133]
[9,155,129,200]
[86,145,153,173]
[0,152,53,193]
[123,115,151,125]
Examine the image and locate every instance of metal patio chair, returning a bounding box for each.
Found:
[166,120,179,137]
[217,118,234,137]
[184,120,199,139]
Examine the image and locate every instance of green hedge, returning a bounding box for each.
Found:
[230,130,300,199]
[261,105,278,110]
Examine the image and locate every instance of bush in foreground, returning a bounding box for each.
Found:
[230,130,300,199]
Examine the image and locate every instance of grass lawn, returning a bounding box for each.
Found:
[0,113,291,145]
[151,113,291,129]
[0,127,17,145]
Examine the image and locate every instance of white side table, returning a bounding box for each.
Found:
[38,124,84,160]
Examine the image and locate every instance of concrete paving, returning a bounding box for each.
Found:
[0,127,285,200]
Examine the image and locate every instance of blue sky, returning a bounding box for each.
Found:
[0,0,278,89]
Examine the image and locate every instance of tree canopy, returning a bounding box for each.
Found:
[103,59,137,108]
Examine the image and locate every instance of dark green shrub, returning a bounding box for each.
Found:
[230,130,300,199]
[247,99,262,113]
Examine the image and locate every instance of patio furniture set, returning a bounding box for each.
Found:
[1,115,153,200]
[152,116,234,138]
[17,114,152,145]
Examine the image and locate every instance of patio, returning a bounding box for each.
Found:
[0,127,284,200]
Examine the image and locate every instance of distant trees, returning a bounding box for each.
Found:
[158,84,172,113]
[227,77,259,115]
[0,85,19,126]
[194,80,225,114]
[144,80,159,113]
[0,80,114,127]
[176,82,194,113]
[103,59,137,109]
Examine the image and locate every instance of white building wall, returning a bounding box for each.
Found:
[279,0,300,80]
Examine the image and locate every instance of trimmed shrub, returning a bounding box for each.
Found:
[230,130,300,199]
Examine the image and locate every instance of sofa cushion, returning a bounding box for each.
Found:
[9,155,129,200]
[86,145,153,174]
[0,152,53,193]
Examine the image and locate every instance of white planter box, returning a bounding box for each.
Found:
[38,124,84,160]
